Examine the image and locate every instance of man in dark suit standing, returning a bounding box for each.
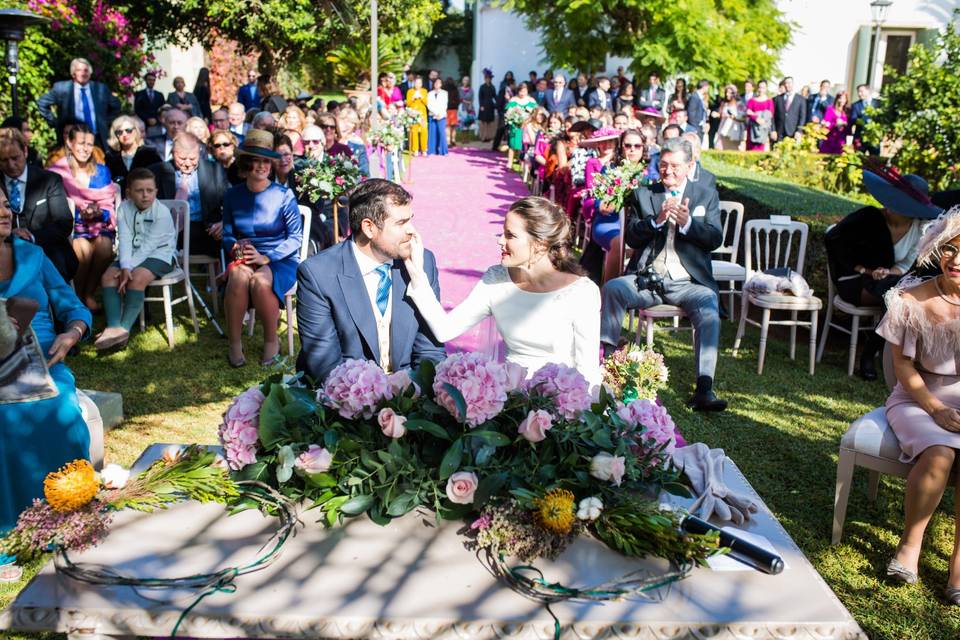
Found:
[0,128,77,280]
[133,71,166,133]
[533,78,548,107]
[150,133,229,259]
[37,57,121,148]
[637,72,666,112]
[544,74,576,114]
[850,84,879,154]
[686,80,710,140]
[236,69,261,112]
[806,79,834,123]
[587,77,613,111]
[296,179,445,382]
[600,137,726,411]
[772,76,807,144]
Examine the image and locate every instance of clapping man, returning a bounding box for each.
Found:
[37,57,121,148]
[0,128,77,280]
[599,137,726,412]
[149,133,229,259]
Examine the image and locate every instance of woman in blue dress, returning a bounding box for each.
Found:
[221,130,303,368]
[0,197,92,575]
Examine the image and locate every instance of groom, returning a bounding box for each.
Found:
[296,179,446,382]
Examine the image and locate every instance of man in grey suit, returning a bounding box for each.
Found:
[37,57,121,148]
[600,137,726,411]
[296,179,445,382]
[544,74,576,114]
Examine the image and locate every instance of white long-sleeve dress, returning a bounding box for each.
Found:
[408,265,603,389]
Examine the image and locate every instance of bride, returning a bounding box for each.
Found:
[404,196,602,389]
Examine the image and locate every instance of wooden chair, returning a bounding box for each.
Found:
[816,231,883,376]
[832,345,956,544]
[732,216,822,375]
[140,199,198,349]
[247,206,312,356]
[711,201,746,321]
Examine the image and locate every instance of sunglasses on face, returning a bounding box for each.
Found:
[115,127,135,134]
[303,139,323,145]
[319,124,336,130]
[622,143,643,149]
[212,142,234,149]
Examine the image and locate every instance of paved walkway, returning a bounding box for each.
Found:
[405,147,525,353]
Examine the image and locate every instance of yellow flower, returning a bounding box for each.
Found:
[44,460,99,512]
[534,489,576,535]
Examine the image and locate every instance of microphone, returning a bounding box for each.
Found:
[681,515,784,575]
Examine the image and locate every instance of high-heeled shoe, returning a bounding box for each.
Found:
[886,558,918,584]
[945,586,960,605]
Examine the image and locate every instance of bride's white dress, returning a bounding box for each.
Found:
[407,265,603,388]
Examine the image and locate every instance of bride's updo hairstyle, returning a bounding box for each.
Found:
[508,196,584,275]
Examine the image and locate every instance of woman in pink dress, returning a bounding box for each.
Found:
[745,79,774,151]
[819,90,850,154]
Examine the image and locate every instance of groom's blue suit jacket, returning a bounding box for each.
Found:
[295,240,446,382]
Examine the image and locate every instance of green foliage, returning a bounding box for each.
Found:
[498,0,792,84]
[866,12,960,190]
[415,8,474,78]
[593,502,719,565]
[325,40,404,87]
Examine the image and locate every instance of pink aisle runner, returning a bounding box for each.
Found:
[405,147,528,354]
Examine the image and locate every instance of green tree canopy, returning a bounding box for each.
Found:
[867,14,960,190]
[498,0,792,85]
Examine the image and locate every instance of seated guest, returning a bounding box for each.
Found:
[600,137,726,412]
[104,115,162,188]
[277,105,306,156]
[0,116,41,167]
[227,102,249,142]
[681,132,717,191]
[0,128,77,281]
[221,132,303,367]
[95,168,177,350]
[251,111,277,133]
[879,207,960,603]
[825,170,940,379]
[211,108,230,132]
[150,133,229,259]
[317,113,353,158]
[166,76,202,118]
[0,192,92,544]
[133,71,165,133]
[47,123,119,311]
[671,108,699,135]
[185,116,211,148]
[210,130,242,185]
[146,108,187,162]
[337,107,370,176]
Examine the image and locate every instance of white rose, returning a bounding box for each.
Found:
[576,496,603,521]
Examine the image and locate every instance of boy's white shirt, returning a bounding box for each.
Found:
[117,199,177,270]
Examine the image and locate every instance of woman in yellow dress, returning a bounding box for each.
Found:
[406,75,428,156]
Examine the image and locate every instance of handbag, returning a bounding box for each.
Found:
[0,297,59,404]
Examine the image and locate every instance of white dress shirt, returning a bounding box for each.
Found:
[351,240,394,371]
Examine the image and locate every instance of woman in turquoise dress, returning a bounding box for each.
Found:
[0,200,92,571]
[221,131,303,368]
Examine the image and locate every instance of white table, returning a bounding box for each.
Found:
[0,444,865,639]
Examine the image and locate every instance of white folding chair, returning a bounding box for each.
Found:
[732,216,822,375]
[248,206,312,357]
[140,199,198,349]
[816,225,883,376]
[711,201,746,321]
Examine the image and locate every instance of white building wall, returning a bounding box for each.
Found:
[149,42,206,95]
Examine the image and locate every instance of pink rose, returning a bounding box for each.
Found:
[294,445,333,475]
[387,370,419,397]
[445,471,478,504]
[378,407,407,438]
[590,452,626,486]
[517,409,553,443]
[503,362,528,391]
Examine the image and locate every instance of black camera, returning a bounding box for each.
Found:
[635,264,664,295]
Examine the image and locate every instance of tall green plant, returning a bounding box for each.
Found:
[325,41,404,88]
[867,12,960,190]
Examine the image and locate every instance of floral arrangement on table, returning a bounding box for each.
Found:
[0,447,238,562]
[217,353,717,582]
[295,154,365,203]
[589,161,653,211]
[505,105,531,129]
[369,121,406,151]
[396,108,424,129]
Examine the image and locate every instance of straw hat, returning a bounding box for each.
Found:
[862,169,943,220]
[236,129,280,160]
[579,127,622,147]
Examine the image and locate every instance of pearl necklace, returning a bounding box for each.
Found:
[935,275,960,307]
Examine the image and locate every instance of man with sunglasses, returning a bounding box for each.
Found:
[545,74,576,114]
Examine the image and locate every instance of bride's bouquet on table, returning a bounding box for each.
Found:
[215,351,720,600]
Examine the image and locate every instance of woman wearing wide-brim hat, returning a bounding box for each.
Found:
[824,167,944,379]
[221,128,303,368]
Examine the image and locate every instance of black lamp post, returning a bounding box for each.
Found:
[0,9,49,119]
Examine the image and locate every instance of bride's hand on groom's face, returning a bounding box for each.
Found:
[404,231,427,284]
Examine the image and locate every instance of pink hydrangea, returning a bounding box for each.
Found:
[433,353,509,427]
[616,398,682,454]
[217,386,265,470]
[525,363,593,420]
[322,359,392,419]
